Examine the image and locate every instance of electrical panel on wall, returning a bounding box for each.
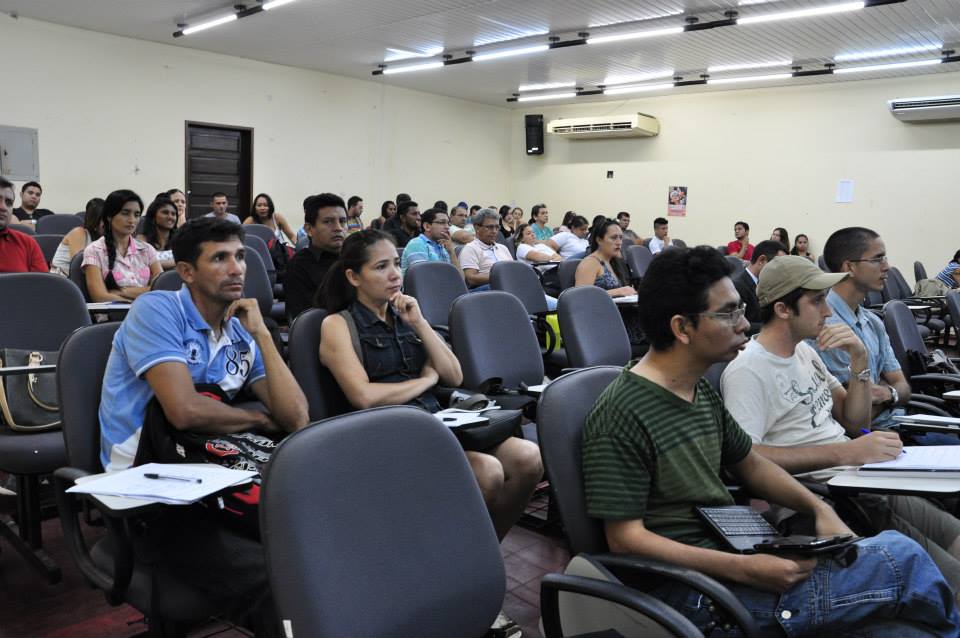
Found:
[0,125,39,181]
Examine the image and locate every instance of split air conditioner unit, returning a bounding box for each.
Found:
[546,112,660,138]
[888,95,960,122]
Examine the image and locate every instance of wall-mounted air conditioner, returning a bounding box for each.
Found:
[546,112,660,138]
[888,95,960,122]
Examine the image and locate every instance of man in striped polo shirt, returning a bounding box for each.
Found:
[582,246,958,636]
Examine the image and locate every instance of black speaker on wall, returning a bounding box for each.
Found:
[525,114,544,155]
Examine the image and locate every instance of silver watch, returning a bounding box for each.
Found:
[853,367,872,383]
[889,386,899,406]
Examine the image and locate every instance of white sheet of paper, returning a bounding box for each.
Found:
[614,295,638,304]
[67,463,256,504]
[859,446,960,477]
[835,180,854,203]
[434,411,490,428]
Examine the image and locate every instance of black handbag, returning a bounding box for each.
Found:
[0,349,60,432]
[450,408,521,452]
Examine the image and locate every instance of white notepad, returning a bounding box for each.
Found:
[434,410,490,428]
[858,446,960,479]
[67,463,256,504]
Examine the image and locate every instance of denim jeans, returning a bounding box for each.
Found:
[653,531,960,637]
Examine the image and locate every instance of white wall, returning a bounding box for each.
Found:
[509,72,960,280]
[1,17,511,224]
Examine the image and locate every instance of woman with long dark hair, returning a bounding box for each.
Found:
[166,188,188,227]
[318,230,542,542]
[50,197,103,276]
[370,200,396,230]
[82,189,161,302]
[770,227,790,251]
[790,233,815,262]
[243,192,296,245]
[137,194,178,270]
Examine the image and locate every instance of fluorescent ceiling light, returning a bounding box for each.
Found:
[835,58,942,74]
[708,60,792,73]
[385,47,444,62]
[518,81,576,92]
[604,83,675,96]
[603,70,674,86]
[262,0,297,9]
[707,73,792,84]
[834,43,942,62]
[516,92,577,102]
[181,13,237,35]
[382,61,444,75]
[473,44,549,62]
[737,1,864,26]
[587,26,684,45]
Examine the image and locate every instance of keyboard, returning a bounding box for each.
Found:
[697,506,778,537]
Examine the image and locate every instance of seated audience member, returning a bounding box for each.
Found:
[558,211,575,234]
[284,193,346,322]
[581,245,959,636]
[137,194,179,270]
[346,195,364,234]
[575,219,635,298]
[369,200,395,230]
[243,192,296,245]
[0,177,47,273]
[935,250,960,290]
[389,200,421,248]
[529,204,553,241]
[400,207,460,276]
[514,223,562,265]
[99,217,308,637]
[82,190,162,302]
[450,204,475,245]
[433,200,448,212]
[166,188,188,228]
[811,227,911,430]
[616,211,640,243]
[12,181,54,225]
[790,233,815,262]
[205,192,242,224]
[733,239,787,335]
[770,227,790,252]
[318,229,543,542]
[722,255,960,595]
[647,217,672,254]
[726,220,754,261]
[459,208,514,291]
[51,197,104,276]
[396,192,412,206]
[503,206,523,238]
[551,215,590,259]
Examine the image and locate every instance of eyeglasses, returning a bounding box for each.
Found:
[691,302,747,327]
[849,256,888,265]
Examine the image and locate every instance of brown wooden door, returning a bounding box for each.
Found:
[184,123,253,220]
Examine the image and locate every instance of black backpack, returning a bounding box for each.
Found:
[267,237,295,283]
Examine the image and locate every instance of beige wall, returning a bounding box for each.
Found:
[1,17,511,225]
[509,72,960,282]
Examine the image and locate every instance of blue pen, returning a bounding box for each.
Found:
[861,428,905,453]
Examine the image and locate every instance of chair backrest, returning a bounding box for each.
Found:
[887,267,913,300]
[243,234,276,285]
[558,258,581,292]
[537,366,621,554]
[0,273,91,350]
[490,260,548,315]
[57,323,120,473]
[449,291,544,389]
[946,291,960,336]
[717,245,728,255]
[883,300,927,371]
[243,249,274,317]
[10,223,35,235]
[725,255,745,275]
[287,308,352,421]
[496,235,517,259]
[558,287,630,368]
[914,261,928,282]
[704,361,729,393]
[817,255,829,272]
[625,245,653,279]
[36,214,82,235]
[151,270,184,291]
[621,237,634,249]
[640,237,651,248]
[865,290,884,307]
[261,406,504,638]
[68,252,90,301]
[33,234,64,266]
[671,238,687,248]
[244,223,277,246]
[403,261,467,328]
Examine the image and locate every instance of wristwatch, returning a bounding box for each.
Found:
[889,386,899,406]
[852,367,871,383]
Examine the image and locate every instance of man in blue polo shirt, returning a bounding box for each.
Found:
[399,207,460,277]
[99,217,308,637]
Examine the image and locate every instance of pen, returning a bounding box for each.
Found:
[144,473,203,483]
[861,429,905,453]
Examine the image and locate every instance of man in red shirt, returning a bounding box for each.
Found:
[0,177,47,273]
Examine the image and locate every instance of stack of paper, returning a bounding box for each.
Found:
[67,463,256,504]
[858,446,960,479]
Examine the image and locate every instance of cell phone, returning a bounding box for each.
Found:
[755,535,854,554]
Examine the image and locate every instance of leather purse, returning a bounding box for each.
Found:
[0,349,61,432]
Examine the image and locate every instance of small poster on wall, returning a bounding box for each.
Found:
[668,186,688,217]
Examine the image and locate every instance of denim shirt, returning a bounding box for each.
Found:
[348,301,440,412]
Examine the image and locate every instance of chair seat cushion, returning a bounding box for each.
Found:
[0,428,66,474]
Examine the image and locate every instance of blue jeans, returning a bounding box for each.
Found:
[653,531,959,637]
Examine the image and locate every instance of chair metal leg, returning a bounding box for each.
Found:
[0,474,61,583]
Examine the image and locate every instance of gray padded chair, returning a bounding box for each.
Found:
[151,270,183,291]
[287,308,352,421]
[536,366,760,638]
[36,214,82,235]
[914,261,928,282]
[641,237,652,248]
[625,245,654,281]
[558,258,581,292]
[883,267,946,342]
[0,273,91,582]
[818,255,829,272]
[403,261,467,335]
[725,255,745,275]
[490,261,566,371]
[260,405,506,638]
[670,238,687,249]
[10,223,35,235]
[243,223,278,247]
[33,233,63,266]
[243,234,276,285]
[68,252,90,301]
[704,361,729,393]
[53,323,222,637]
[557,286,630,369]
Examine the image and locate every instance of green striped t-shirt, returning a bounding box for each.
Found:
[582,368,752,549]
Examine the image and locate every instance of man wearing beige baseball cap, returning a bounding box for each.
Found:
[722,255,960,595]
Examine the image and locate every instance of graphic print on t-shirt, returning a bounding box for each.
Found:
[776,357,833,429]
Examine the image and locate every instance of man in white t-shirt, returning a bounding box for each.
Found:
[647,217,672,254]
[721,255,960,594]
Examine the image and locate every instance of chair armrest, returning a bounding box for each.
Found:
[906,400,952,417]
[540,573,701,638]
[911,373,960,386]
[590,553,761,638]
[0,365,57,377]
[910,393,947,407]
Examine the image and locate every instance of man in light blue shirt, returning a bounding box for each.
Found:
[400,208,460,277]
